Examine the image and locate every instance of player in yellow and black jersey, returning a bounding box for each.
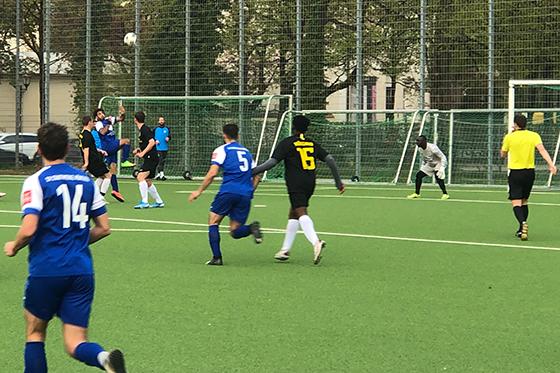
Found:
[253,115,345,264]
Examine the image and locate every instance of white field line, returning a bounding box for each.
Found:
[2,210,560,253]
[1,176,559,195]
[174,191,560,207]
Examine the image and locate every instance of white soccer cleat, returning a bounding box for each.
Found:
[0,192,6,198]
[313,240,326,265]
[407,193,420,199]
[274,249,290,261]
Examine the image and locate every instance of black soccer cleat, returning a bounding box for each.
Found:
[206,257,223,266]
[515,230,522,238]
[250,221,263,244]
[103,349,127,373]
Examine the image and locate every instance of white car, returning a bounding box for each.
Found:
[0,133,38,159]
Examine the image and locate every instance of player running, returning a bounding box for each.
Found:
[252,115,345,265]
[94,107,133,202]
[79,115,115,201]
[132,111,165,209]
[407,135,450,200]
[3,122,127,373]
[189,123,262,266]
[501,114,557,240]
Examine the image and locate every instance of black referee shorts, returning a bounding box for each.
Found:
[87,159,109,178]
[508,169,535,200]
[139,153,159,179]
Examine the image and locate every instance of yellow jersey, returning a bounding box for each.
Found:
[501,130,542,169]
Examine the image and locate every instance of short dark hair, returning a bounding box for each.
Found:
[93,108,104,118]
[135,111,146,123]
[293,115,310,133]
[223,123,239,139]
[37,122,69,161]
[417,135,427,141]
[514,114,527,129]
[82,116,92,126]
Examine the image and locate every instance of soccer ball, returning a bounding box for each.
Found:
[124,32,137,46]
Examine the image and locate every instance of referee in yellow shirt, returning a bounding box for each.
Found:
[501,114,557,240]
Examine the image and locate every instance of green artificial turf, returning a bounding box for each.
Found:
[1,176,560,372]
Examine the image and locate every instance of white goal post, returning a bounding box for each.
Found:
[508,80,560,187]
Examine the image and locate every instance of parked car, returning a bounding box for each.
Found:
[0,148,32,167]
[0,133,38,159]
[32,139,83,166]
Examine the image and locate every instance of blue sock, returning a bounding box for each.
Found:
[231,225,251,239]
[111,174,119,192]
[74,342,104,369]
[208,225,222,258]
[25,342,47,373]
[121,144,131,162]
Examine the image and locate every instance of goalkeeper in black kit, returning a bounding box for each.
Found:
[252,115,345,265]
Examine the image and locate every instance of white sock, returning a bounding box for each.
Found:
[148,185,163,203]
[139,180,148,203]
[100,178,111,195]
[281,219,299,252]
[298,215,319,246]
[97,351,109,367]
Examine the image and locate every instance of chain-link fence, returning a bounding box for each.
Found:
[1,0,560,173]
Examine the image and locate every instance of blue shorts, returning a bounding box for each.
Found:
[210,193,251,225]
[102,138,120,165]
[24,275,95,328]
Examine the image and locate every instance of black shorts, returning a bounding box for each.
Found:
[288,184,315,209]
[87,159,109,178]
[139,153,159,179]
[508,169,535,200]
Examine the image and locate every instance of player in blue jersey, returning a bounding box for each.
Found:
[154,116,171,180]
[189,123,263,265]
[3,123,127,373]
[94,107,132,202]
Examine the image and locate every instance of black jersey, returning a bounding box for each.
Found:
[139,124,157,157]
[271,133,328,191]
[79,129,103,164]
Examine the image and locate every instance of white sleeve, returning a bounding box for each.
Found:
[432,144,448,168]
[21,175,43,215]
[95,121,104,131]
[211,146,226,166]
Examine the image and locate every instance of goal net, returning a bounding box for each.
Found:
[265,110,422,183]
[98,95,292,178]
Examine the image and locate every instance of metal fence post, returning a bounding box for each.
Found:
[295,0,302,111]
[487,0,495,184]
[44,0,51,123]
[238,0,245,140]
[85,0,91,114]
[419,0,426,109]
[134,0,141,102]
[355,0,363,179]
[15,0,21,168]
[184,0,190,173]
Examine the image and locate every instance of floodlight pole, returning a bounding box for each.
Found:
[295,0,302,111]
[184,0,191,173]
[238,0,245,141]
[134,0,141,105]
[43,0,51,123]
[419,0,427,109]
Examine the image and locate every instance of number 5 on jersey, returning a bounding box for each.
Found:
[237,151,249,172]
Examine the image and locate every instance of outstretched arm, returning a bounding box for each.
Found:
[325,155,345,193]
[252,158,278,175]
[189,165,220,202]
